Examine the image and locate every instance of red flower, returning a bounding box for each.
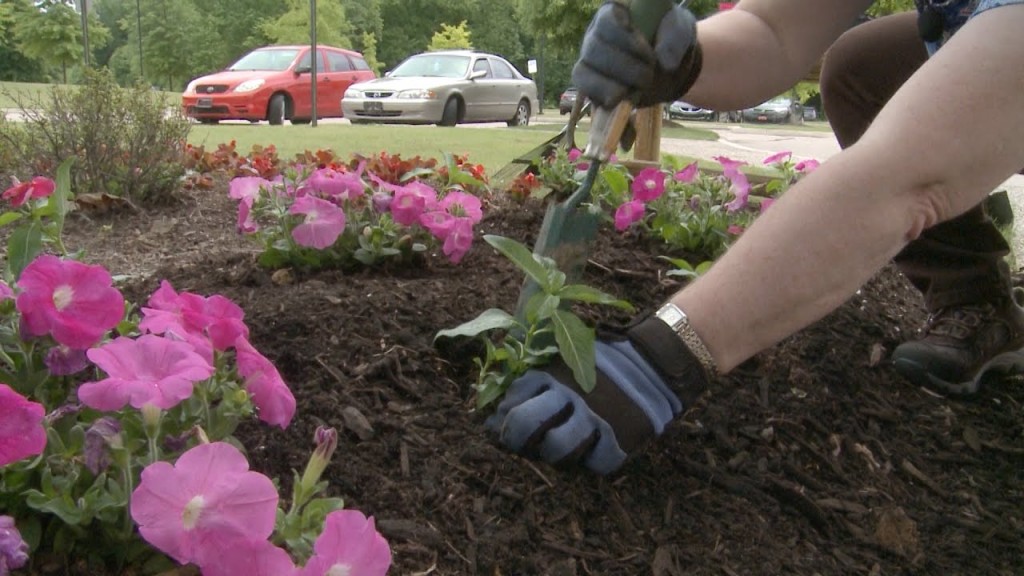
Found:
[3,177,56,207]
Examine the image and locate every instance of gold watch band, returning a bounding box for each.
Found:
[654,303,718,376]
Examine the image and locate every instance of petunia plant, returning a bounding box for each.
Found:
[229,151,490,271]
[0,167,391,574]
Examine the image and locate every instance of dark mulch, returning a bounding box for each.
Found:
[61,184,1024,576]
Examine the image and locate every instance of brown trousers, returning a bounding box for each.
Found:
[819,12,1013,312]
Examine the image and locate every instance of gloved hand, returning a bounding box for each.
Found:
[572,1,703,109]
[486,315,709,475]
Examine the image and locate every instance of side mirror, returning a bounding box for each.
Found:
[469,70,487,81]
[294,65,312,75]
[384,70,392,77]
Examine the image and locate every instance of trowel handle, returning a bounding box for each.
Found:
[584,0,676,162]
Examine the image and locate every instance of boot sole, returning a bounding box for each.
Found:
[893,350,1024,397]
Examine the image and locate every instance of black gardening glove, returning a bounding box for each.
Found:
[485,315,708,475]
[572,0,703,109]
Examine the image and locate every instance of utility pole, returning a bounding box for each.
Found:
[136,0,144,79]
[310,0,318,127]
[78,0,91,68]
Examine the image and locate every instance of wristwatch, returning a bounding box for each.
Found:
[655,303,718,375]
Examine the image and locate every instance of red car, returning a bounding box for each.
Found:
[182,45,376,125]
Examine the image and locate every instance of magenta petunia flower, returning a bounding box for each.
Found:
[236,196,258,234]
[140,281,249,354]
[235,337,296,429]
[795,158,820,173]
[0,384,46,466]
[0,281,13,302]
[299,510,392,576]
[420,210,455,240]
[725,172,753,213]
[674,161,699,184]
[389,186,428,226]
[130,442,279,566]
[631,167,666,202]
[762,151,792,166]
[290,195,346,250]
[77,335,214,412]
[200,537,297,576]
[0,515,30,572]
[614,200,646,231]
[438,191,483,223]
[727,224,745,235]
[2,176,55,208]
[442,218,475,264]
[16,255,125,349]
[759,197,776,213]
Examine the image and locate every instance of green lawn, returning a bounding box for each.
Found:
[0,81,179,108]
[186,118,724,178]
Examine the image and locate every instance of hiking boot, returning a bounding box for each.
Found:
[892,290,1024,396]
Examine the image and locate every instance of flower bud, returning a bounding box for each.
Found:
[0,515,29,571]
[84,417,123,474]
[140,404,162,438]
[300,426,338,493]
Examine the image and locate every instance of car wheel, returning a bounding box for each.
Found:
[267,95,286,126]
[199,119,219,125]
[439,98,459,127]
[290,118,311,125]
[507,99,530,127]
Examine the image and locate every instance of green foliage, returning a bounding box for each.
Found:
[866,0,915,17]
[359,32,383,75]
[428,21,473,51]
[260,0,353,49]
[137,0,211,90]
[0,68,190,204]
[436,235,633,407]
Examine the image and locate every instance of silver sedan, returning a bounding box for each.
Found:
[342,50,538,127]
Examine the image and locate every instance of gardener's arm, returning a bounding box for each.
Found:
[683,0,875,110]
[680,5,1024,372]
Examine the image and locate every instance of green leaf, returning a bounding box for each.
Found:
[558,284,635,312]
[524,292,560,324]
[602,167,629,196]
[551,309,596,393]
[7,221,43,280]
[0,212,23,227]
[484,235,550,289]
[434,308,516,342]
[49,157,75,236]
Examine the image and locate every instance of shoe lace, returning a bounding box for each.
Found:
[923,304,992,340]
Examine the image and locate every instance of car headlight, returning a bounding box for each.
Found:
[344,88,363,99]
[234,79,266,93]
[397,89,437,100]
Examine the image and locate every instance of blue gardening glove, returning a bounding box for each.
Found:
[572,1,703,109]
[486,315,709,475]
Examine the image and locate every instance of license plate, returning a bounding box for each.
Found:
[363,101,383,112]
[197,98,213,108]
[757,115,768,121]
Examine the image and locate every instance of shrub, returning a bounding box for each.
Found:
[0,69,191,204]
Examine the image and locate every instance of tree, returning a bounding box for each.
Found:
[138,0,210,90]
[0,0,43,81]
[378,0,475,69]
[13,0,110,81]
[260,0,352,48]
[360,31,382,74]
[428,21,472,51]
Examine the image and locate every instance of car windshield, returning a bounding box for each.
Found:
[390,54,470,78]
[228,48,300,72]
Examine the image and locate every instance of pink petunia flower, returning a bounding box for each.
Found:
[567,148,583,162]
[130,442,279,566]
[77,335,214,412]
[235,337,296,429]
[388,180,440,227]
[299,510,392,576]
[16,255,125,349]
[631,167,666,202]
[442,218,475,264]
[759,197,776,213]
[236,196,258,234]
[438,191,483,223]
[140,281,249,354]
[420,210,455,240]
[290,195,346,250]
[308,161,366,201]
[673,162,699,184]
[0,384,46,466]
[727,224,745,235]
[762,151,792,166]
[2,176,55,208]
[725,171,752,213]
[228,176,271,202]
[795,158,820,173]
[201,537,297,576]
[614,200,646,231]
[713,156,747,177]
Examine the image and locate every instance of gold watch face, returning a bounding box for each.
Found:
[658,304,686,329]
